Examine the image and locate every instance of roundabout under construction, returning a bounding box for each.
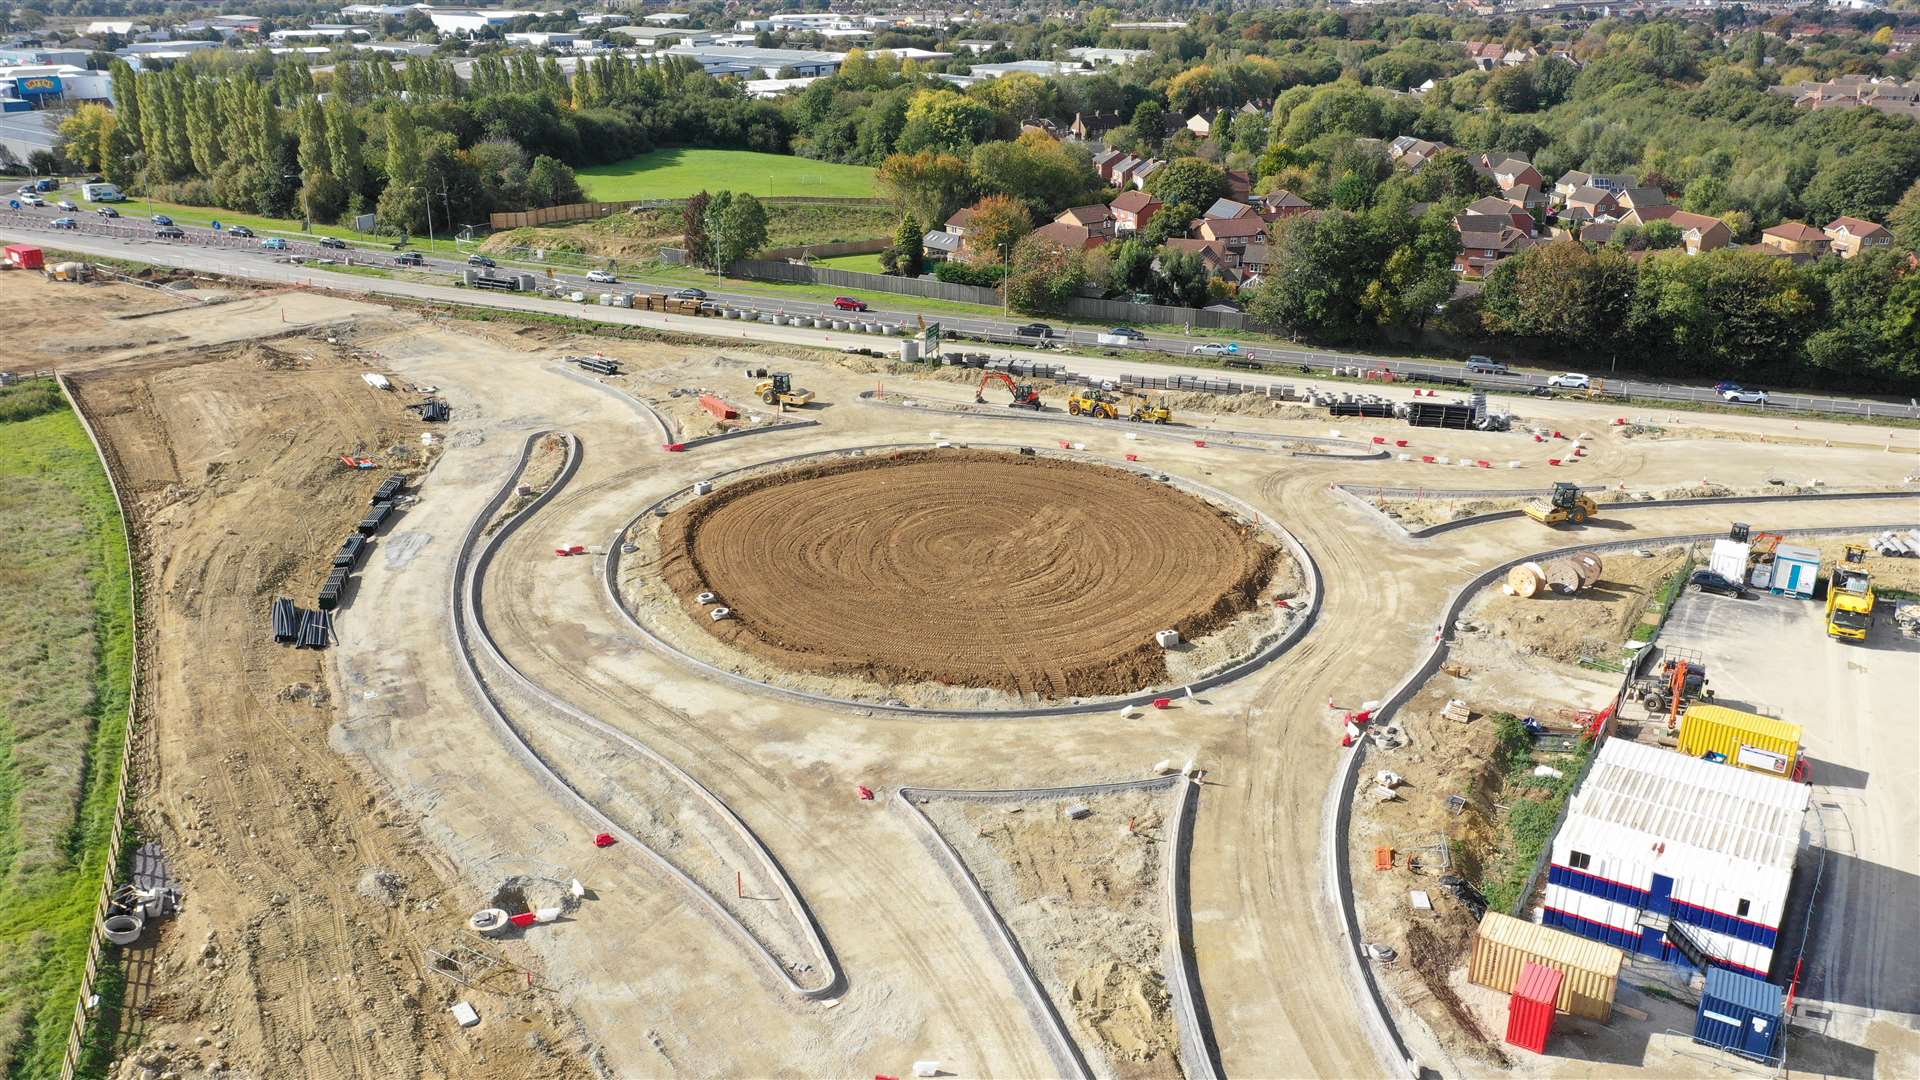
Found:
[33,267,1920,1080]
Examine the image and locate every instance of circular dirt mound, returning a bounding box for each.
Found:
[658,449,1280,698]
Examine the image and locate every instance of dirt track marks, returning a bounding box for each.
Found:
[658,449,1281,698]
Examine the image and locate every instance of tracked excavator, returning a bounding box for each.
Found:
[976,371,1044,410]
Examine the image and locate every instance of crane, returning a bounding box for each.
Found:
[976,371,1043,410]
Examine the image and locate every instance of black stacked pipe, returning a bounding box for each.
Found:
[271,596,298,642]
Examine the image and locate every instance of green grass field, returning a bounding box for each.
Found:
[812,252,887,273]
[0,381,135,1078]
[576,149,878,200]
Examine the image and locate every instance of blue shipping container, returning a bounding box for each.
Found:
[1694,966,1786,1063]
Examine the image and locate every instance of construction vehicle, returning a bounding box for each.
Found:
[44,261,88,282]
[975,371,1042,410]
[754,372,815,407]
[1523,482,1598,526]
[1066,389,1122,419]
[1628,649,1712,732]
[1127,393,1173,424]
[1825,545,1875,641]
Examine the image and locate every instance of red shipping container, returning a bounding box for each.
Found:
[3,244,43,270]
[699,394,736,420]
[1506,961,1562,1054]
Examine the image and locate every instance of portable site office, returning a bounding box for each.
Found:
[1544,739,1809,979]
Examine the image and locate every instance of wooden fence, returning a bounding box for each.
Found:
[489,194,886,230]
[55,374,143,1080]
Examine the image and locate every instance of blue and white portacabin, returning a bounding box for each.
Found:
[1543,738,1809,979]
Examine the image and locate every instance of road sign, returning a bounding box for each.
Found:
[212,220,221,231]
[923,322,941,351]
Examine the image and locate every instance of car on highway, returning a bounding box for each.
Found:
[395,251,426,266]
[1106,326,1147,340]
[1015,322,1052,338]
[260,237,289,250]
[1720,387,1769,405]
[50,217,77,229]
[832,295,868,312]
[155,225,186,239]
[226,225,254,237]
[94,206,118,217]
[1546,372,1591,389]
[466,253,496,268]
[1687,569,1752,599]
[587,269,618,284]
[151,214,173,226]
[1713,380,1743,393]
[673,287,707,300]
[1190,342,1241,356]
[20,193,44,207]
[56,200,77,211]
[1466,355,1510,374]
[318,236,348,250]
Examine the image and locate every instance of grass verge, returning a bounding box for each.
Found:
[1481,713,1594,915]
[0,380,136,1078]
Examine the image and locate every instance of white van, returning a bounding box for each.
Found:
[80,182,125,202]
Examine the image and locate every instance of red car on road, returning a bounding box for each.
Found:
[832,296,868,312]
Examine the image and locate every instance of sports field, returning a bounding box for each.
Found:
[576,149,878,200]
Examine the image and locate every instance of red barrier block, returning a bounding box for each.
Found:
[1395,439,1408,447]
[509,912,538,928]
[1153,697,1172,709]
[664,442,686,452]
[856,785,874,801]
[593,832,616,848]
[568,544,586,555]
[1421,455,1436,463]
[1548,458,1562,466]
[1125,453,1139,462]
[1371,436,1386,445]
[554,548,571,557]
[1194,439,1207,448]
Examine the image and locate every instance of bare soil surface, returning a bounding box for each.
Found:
[658,449,1280,698]
[63,321,589,1080]
[1462,547,1690,663]
[923,789,1183,1079]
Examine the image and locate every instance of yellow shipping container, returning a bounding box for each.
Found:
[1677,704,1801,778]
[1469,912,1623,1021]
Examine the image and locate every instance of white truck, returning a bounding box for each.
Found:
[79,182,125,202]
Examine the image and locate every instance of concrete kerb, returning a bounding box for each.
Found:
[598,441,1322,719]
[855,390,1387,459]
[675,417,821,451]
[451,429,842,999]
[1325,519,1920,1079]
[1163,774,1224,1080]
[546,363,674,443]
[1334,483,1920,540]
[893,775,1187,1080]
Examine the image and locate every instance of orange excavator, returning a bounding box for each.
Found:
[976,371,1043,410]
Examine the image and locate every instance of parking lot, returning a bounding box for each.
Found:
[1655,585,1920,1071]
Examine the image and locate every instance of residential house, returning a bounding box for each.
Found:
[1666,210,1732,255]
[1185,113,1212,138]
[1259,190,1313,220]
[1161,238,1238,281]
[1471,154,1545,195]
[1561,184,1619,221]
[1389,136,1451,171]
[1204,198,1260,220]
[942,207,974,252]
[921,229,963,261]
[1028,220,1107,252]
[1237,232,1274,278]
[1056,204,1116,239]
[1462,195,1534,236]
[1108,155,1142,187]
[1759,222,1829,258]
[1612,187,1668,216]
[1553,170,1634,204]
[1109,190,1161,235]
[1616,204,1679,229]
[1092,149,1123,181]
[1455,225,1535,276]
[1824,216,1892,258]
[1131,158,1166,190]
[1068,111,1121,142]
[1504,183,1547,211]
[1195,215,1268,261]
[1575,221,1617,246]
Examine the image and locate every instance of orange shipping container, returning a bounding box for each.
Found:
[699,395,736,420]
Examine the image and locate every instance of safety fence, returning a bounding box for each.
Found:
[54,374,143,1080]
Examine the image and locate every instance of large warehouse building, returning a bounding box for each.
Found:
[1543,738,1810,979]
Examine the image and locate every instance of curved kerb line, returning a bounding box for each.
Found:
[895,775,1213,1080]
[451,428,842,998]
[598,441,1324,718]
[1323,519,1920,1078]
[854,389,1387,459]
[1332,483,1920,540]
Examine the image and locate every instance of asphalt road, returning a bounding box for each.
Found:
[3,198,1914,421]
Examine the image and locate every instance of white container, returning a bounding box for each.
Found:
[693,480,714,495]
[361,372,391,390]
[912,1064,940,1078]
[535,906,562,923]
[710,606,732,621]
[1155,629,1181,648]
